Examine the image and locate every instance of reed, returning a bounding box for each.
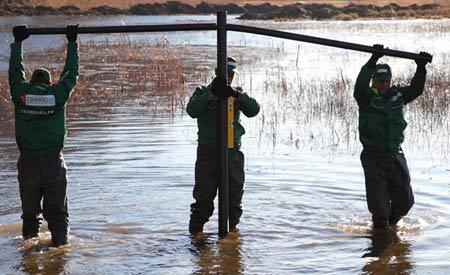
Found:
[256,60,450,155]
[0,37,188,135]
[1,37,448,156]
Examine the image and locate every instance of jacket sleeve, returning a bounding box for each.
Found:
[53,42,79,105]
[239,92,260,118]
[186,86,209,118]
[354,59,377,108]
[8,42,29,103]
[400,65,427,104]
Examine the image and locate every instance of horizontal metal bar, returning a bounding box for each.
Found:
[228,24,432,63]
[26,22,432,63]
[28,23,217,35]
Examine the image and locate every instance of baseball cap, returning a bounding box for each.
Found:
[373,64,392,81]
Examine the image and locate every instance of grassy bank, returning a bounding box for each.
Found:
[1,1,448,20]
[25,1,449,10]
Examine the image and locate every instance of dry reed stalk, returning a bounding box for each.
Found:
[258,62,450,155]
[0,37,189,135]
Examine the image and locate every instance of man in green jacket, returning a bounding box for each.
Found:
[187,57,260,236]
[9,25,79,246]
[354,44,431,229]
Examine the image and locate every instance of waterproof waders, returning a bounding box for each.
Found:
[360,150,414,228]
[18,152,69,244]
[9,36,78,245]
[354,54,426,228]
[186,72,260,234]
[189,145,245,234]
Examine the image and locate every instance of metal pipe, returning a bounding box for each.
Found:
[228,24,432,63]
[26,22,432,63]
[27,23,217,35]
[217,11,229,238]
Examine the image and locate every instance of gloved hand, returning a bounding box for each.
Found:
[371,44,384,59]
[210,77,219,97]
[66,24,79,42]
[368,44,384,65]
[210,77,224,97]
[210,77,240,99]
[415,51,432,67]
[223,86,240,99]
[12,25,29,43]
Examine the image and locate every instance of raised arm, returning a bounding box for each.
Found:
[53,25,79,105]
[401,52,430,104]
[9,26,30,102]
[354,44,383,107]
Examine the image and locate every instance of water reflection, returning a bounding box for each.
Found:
[362,228,414,274]
[191,232,244,275]
[17,237,69,274]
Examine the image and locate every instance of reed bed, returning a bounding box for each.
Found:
[0,38,189,136]
[255,61,450,156]
[1,38,448,156]
[0,38,279,136]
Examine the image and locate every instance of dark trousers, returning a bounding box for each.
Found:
[189,145,245,233]
[360,149,414,227]
[17,151,68,239]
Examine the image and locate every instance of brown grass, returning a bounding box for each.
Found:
[256,61,450,154]
[0,38,188,136]
[1,38,448,155]
[26,0,448,9]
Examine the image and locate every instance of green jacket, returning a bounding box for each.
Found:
[354,61,426,153]
[186,82,260,149]
[9,41,79,153]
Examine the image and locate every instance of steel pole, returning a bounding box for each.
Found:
[228,24,432,63]
[26,23,432,62]
[27,23,217,35]
[217,11,229,237]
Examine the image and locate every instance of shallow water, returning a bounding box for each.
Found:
[1,15,449,274]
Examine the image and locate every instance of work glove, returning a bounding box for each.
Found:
[66,24,79,42]
[12,25,29,43]
[415,51,432,67]
[368,44,384,66]
[210,77,240,99]
[210,77,224,97]
[223,86,240,99]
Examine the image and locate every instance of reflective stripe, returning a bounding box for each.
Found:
[227,97,234,148]
[25,94,56,107]
[370,87,379,96]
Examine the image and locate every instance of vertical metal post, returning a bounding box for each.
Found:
[217,11,229,237]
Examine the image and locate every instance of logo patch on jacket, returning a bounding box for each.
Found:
[390,92,402,102]
[25,95,56,107]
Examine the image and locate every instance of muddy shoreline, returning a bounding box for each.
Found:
[0,1,446,20]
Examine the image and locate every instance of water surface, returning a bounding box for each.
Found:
[0,15,449,274]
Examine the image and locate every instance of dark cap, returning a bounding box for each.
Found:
[30,68,51,84]
[227,57,238,74]
[373,64,392,81]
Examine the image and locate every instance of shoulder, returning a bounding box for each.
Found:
[195,85,208,93]
[191,85,208,97]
